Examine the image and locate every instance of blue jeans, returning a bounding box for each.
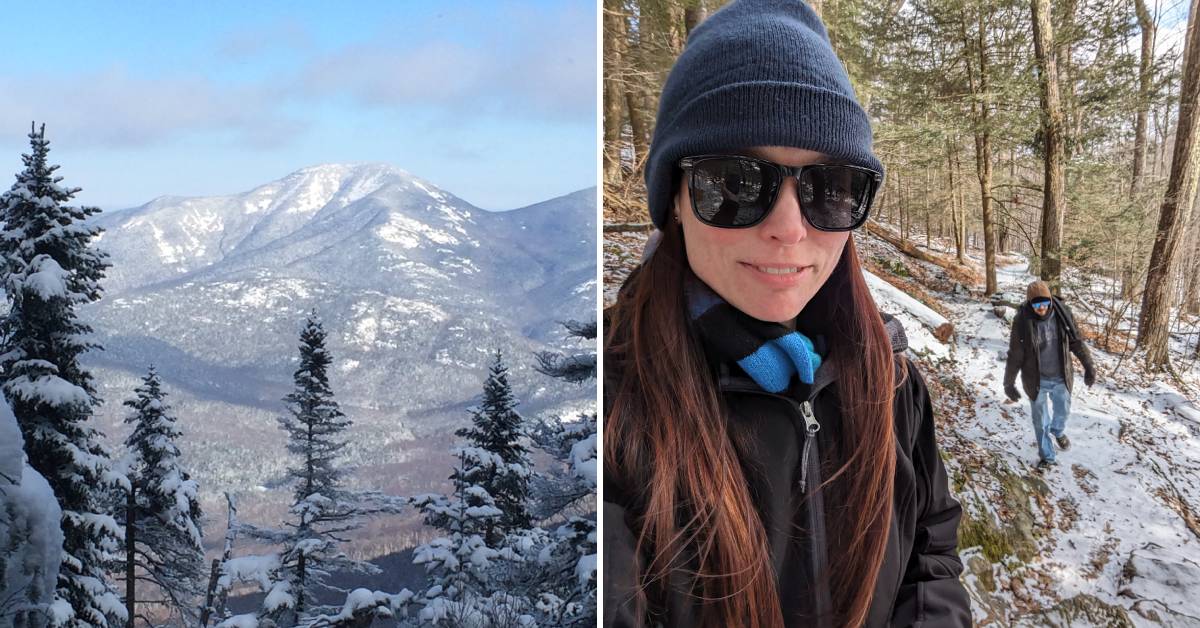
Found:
[1030,377,1071,462]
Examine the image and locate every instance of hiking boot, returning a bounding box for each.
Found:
[1054,434,1071,451]
[1036,458,1057,471]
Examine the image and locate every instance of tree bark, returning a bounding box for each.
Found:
[962,8,999,294]
[625,4,651,172]
[1054,0,1079,162]
[953,142,967,262]
[924,167,932,249]
[1139,0,1200,369]
[200,559,221,627]
[1032,0,1067,293]
[948,140,963,261]
[603,0,628,185]
[1133,0,1157,196]
[684,3,707,36]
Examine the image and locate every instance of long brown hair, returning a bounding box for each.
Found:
[604,223,898,627]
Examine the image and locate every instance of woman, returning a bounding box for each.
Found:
[603,1,972,626]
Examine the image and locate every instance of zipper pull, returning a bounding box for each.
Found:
[800,400,820,435]
[798,400,820,493]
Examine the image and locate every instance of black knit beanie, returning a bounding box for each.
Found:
[645,0,884,229]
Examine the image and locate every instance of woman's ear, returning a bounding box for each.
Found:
[674,180,687,224]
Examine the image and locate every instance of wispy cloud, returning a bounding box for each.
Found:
[293,6,595,120]
[0,67,304,149]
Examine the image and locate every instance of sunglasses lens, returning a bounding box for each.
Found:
[689,158,777,227]
[797,166,874,230]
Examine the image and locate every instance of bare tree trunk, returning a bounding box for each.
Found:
[948,140,965,262]
[201,559,221,627]
[603,0,628,185]
[1133,0,1157,196]
[1140,0,1200,369]
[1186,224,1200,314]
[954,142,968,263]
[203,493,239,625]
[1033,0,1067,293]
[925,166,932,249]
[684,3,707,36]
[1007,150,1019,253]
[963,8,999,294]
[625,5,651,173]
[1055,0,1079,162]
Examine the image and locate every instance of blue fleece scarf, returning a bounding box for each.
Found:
[686,280,823,392]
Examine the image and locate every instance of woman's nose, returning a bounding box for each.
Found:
[757,177,809,245]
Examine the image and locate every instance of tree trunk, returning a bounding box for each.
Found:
[125,487,136,628]
[625,6,651,172]
[297,551,307,614]
[628,91,651,172]
[684,3,707,36]
[1032,0,1067,293]
[1054,0,1079,162]
[1133,0,1157,196]
[201,559,221,627]
[952,142,967,263]
[1140,0,1200,369]
[603,0,628,185]
[975,14,999,294]
[924,167,932,249]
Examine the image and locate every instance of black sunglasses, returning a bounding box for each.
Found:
[678,155,882,231]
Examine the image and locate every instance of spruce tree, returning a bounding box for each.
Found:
[528,320,597,626]
[0,395,64,628]
[120,366,204,626]
[532,320,596,384]
[411,448,507,625]
[243,312,377,625]
[455,350,531,544]
[0,123,123,627]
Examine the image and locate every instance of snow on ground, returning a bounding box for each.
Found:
[603,226,1200,625]
[939,259,1200,625]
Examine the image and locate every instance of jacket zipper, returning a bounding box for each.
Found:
[718,377,833,628]
[716,380,825,493]
[798,400,820,493]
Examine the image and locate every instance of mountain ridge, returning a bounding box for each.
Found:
[83,162,596,498]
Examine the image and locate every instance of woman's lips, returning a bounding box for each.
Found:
[740,262,813,286]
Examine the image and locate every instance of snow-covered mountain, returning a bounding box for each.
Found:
[84,163,596,499]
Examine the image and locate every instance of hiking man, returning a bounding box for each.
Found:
[1003,280,1097,470]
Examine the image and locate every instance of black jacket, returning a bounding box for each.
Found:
[604,316,972,627]
[1003,297,1095,399]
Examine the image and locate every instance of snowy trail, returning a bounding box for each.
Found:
[929,260,1200,625]
[603,228,1200,623]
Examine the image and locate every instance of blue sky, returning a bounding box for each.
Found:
[0,1,597,210]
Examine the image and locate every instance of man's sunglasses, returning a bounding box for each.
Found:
[678,155,883,231]
[1031,298,1052,309]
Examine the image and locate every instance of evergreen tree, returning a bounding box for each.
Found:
[410,448,511,626]
[532,320,596,384]
[527,320,597,627]
[237,312,392,626]
[119,366,204,626]
[455,351,531,544]
[0,395,64,628]
[0,123,124,627]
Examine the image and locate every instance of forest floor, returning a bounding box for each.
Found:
[603,226,1200,627]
